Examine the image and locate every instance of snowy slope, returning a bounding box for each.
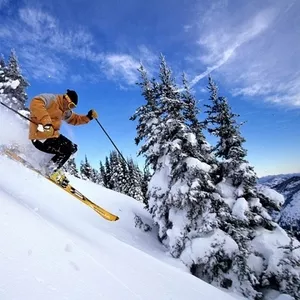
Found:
[0,154,238,300]
[271,176,300,236]
[259,173,300,236]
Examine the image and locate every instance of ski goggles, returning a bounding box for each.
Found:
[64,94,77,110]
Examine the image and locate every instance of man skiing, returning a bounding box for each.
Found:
[29,89,97,185]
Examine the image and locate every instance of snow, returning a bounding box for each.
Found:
[279,189,300,228]
[170,177,189,196]
[257,184,284,208]
[0,79,20,90]
[186,132,197,146]
[248,197,262,208]
[232,197,249,220]
[148,154,171,196]
[0,103,50,167]
[275,296,295,300]
[235,184,245,198]
[264,290,295,300]
[0,154,238,300]
[184,157,211,172]
[167,208,188,244]
[10,79,20,89]
[0,106,238,300]
[146,117,159,127]
[1,105,295,300]
[216,181,236,208]
[181,229,239,266]
[251,226,300,276]
[247,253,264,277]
[274,295,295,300]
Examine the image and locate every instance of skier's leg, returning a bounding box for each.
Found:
[32,135,77,172]
[47,135,77,170]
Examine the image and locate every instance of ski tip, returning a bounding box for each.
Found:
[110,215,119,221]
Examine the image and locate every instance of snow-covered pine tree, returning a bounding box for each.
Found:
[132,55,226,277]
[203,75,300,299]
[0,54,5,69]
[90,168,100,184]
[120,154,129,192]
[123,158,144,202]
[4,50,29,110]
[98,161,105,186]
[181,73,205,148]
[0,54,10,101]
[130,64,162,170]
[63,157,80,178]
[152,57,225,257]
[181,72,218,177]
[109,150,127,193]
[104,156,113,189]
[204,75,254,187]
[80,155,92,180]
[109,151,118,190]
[141,167,151,207]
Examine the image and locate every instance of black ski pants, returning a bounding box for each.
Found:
[32,134,77,171]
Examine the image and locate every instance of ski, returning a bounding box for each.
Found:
[3,149,119,222]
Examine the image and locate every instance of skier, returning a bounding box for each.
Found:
[28,89,97,185]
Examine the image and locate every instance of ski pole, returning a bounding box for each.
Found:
[94,118,129,167]
[0,100,36,124]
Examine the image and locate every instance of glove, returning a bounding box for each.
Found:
[87,109,98,120]
[43,124,54,137]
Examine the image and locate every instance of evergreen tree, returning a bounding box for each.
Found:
[132,59,300,299]
[104,156,113,189]
[4,50,29,110]
[120,154,129,192]
[63,157,80,178]
[80,155,92,180]
[130,64,162,170]
[141,167,151,207]
[149,55,218,256]
[123,158,144,202]
[98,161,106,186]
[181,73,215,165]
[0,54,9,102]
[202,75,300,299]
[205,76,264,201]
[0,54,5,68]
[132,55,220,268]
[90,168,100,184]
[109,151,127,193]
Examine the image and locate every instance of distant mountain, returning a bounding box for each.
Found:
[259,173,300,187]
[259,174,300,239]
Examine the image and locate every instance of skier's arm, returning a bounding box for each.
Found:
[30,98,52,126]
[64,111,90,125]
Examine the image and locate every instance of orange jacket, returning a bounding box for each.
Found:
[29,93,90,140]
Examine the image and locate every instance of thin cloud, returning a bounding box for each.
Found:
[16,8,102,62]
[0,0,9,9]
[70,74,84,84]
[20,47,67,82]
[0,7,153,85]
[191,7,277,86]
[103,54,140,85]
[103,46,157,85]
[0,27,11,38]
[189,1,300,107]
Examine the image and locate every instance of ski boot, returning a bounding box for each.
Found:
[49,170,70,188]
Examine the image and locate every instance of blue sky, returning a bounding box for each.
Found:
[0,0,300,176]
